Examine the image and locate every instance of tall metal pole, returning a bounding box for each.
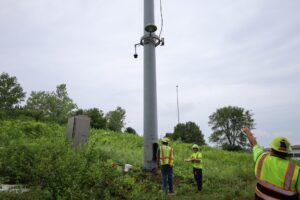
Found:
[176,85,180,124]
[143,0,158,171]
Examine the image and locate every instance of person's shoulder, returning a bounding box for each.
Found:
[253,144,262,150]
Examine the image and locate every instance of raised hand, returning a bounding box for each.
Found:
[242,127,257,146]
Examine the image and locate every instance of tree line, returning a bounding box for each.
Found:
[0,72,255,150]
[0,72,134,134]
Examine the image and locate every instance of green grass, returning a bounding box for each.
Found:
[2,119,293,199]
[89,129,257,199]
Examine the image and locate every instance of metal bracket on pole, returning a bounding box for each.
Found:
[133,34,164,59]
[140,34,162,47]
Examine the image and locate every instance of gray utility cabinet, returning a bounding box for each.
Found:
[66,115,91,146]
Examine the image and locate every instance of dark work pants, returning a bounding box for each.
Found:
[161,165,173,193]
[193,168,202,191]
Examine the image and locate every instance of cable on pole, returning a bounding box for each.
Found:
[158,0,164,38]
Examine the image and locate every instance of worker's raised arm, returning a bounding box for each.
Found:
[242,127,257,146]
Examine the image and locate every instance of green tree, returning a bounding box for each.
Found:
[73,108,84,115]
[208,106,255,151]
[26,84,77,123]
[172,121,206,145]
[26,91,51,116]
[125,127,137,135]
[85,108,106,129]
[164,132,174,139]
[106,107,126,132]
[0,72,26,109]
[52,84,77,123]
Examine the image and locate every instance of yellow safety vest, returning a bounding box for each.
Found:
[191,152,202,169]
[160,145,173,166]
[255,153,299,200]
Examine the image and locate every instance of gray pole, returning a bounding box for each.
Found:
[143,0,158,171]
[176,85,180,124]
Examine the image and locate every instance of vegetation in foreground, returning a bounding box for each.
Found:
[0,119,263,199]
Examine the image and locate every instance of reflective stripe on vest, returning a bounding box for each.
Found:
[284,163,296,191]
[255,187,280,200]
[160,145,172,165]
[256,153,268,178]
[256,179,297,196]
[256,153,297,196]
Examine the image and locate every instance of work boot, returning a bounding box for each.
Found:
[168,191,176,196]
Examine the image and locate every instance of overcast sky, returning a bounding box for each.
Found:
[1,0,300,147]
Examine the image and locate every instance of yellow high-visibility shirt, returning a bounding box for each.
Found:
[191,152,202,169]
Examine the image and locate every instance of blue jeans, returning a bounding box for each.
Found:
[193,168,202,191]
[161,165,173,193]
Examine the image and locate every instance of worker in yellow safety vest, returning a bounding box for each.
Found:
[157,137,175,194]
[185,144,203,192]
[243,127,300,200]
